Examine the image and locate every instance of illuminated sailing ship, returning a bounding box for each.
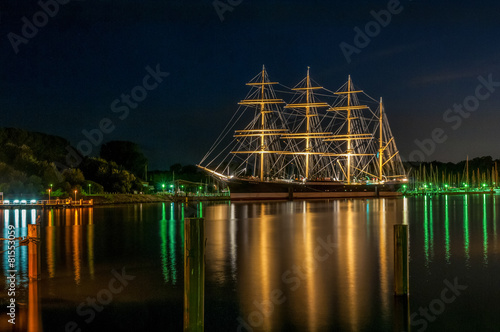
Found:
[198,66,407,200]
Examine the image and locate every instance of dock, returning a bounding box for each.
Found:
[0,199,94,209]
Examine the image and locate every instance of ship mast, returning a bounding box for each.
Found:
[347,76,352,184]
[283,67,332,179]
[324,76,373,184]
[305,67,312,178]
[259,66,267,181]
[379,97,383,181]
[232,65,287,181]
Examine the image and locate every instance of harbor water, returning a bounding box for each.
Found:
[1,195,500,331]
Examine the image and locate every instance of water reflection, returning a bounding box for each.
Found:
[414,194,500,269]
[464,195,470,264]
[205,198,402,331]
[482,194,488,266]
[444,195,450,263]
[160,203,181,284]
[0,196,499,331]
[43,208,94,284]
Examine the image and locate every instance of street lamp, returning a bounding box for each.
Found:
[162,184,165,192]
[74,190,77,201]
[88,183,91,195]
[48,188,51,203]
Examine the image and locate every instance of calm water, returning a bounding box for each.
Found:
[1,195,500,331]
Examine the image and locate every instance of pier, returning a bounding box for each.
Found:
[166,193,230,203]
[0,199,94,209]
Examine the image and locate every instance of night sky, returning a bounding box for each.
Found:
[1,0,500,170]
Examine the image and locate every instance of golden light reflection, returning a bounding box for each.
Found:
[232,203,281,331]
[339,199,360,332]
[378,199,389,319]
[72,209,82,285]
[46,209,56,279]
[213,199,401,331]
[87,209,95,280]
[27,280,42,332]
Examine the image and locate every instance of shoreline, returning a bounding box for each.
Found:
[88,194,173,205]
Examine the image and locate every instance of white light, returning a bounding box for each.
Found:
[3,200,9,204]
[13,200,19,204]
[20,200,27,204]
[30,200,36,204]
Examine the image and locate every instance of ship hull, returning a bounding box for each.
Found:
[225,178,403,200]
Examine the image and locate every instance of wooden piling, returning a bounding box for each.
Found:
[28,279,41,332]
[394,224,409,295]
[184,218,205,331]
[393,292,410,331]
[28,224,40,280]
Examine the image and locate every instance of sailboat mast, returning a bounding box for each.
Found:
[260,66,266,181]
[347,76,352,184]
[379,97,383,181]
[466,155,469,187]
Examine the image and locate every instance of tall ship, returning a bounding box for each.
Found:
[198,66,407,200]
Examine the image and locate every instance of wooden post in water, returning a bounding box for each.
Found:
[394,224,408,295]
[393,293,410,331]
[184,218,205,332]
[28,224,40,280]
[28,278,41,332]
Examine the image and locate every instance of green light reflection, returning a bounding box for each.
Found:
[169,203,177,284]
[160,202,179,284]
[482,194,488,266]
[444,195,450,264]
[430,198,434,260]
[494,195,497,245]
[160,203,169,283]
[424,196,429,264]
[464,195,470,264]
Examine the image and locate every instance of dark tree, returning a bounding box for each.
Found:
[100,141,148,179]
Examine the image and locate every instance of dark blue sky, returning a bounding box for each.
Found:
[1,0,500,169]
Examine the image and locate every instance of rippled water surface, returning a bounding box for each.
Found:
[1,195,500,331]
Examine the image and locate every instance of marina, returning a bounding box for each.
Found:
[2,1,500,331]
